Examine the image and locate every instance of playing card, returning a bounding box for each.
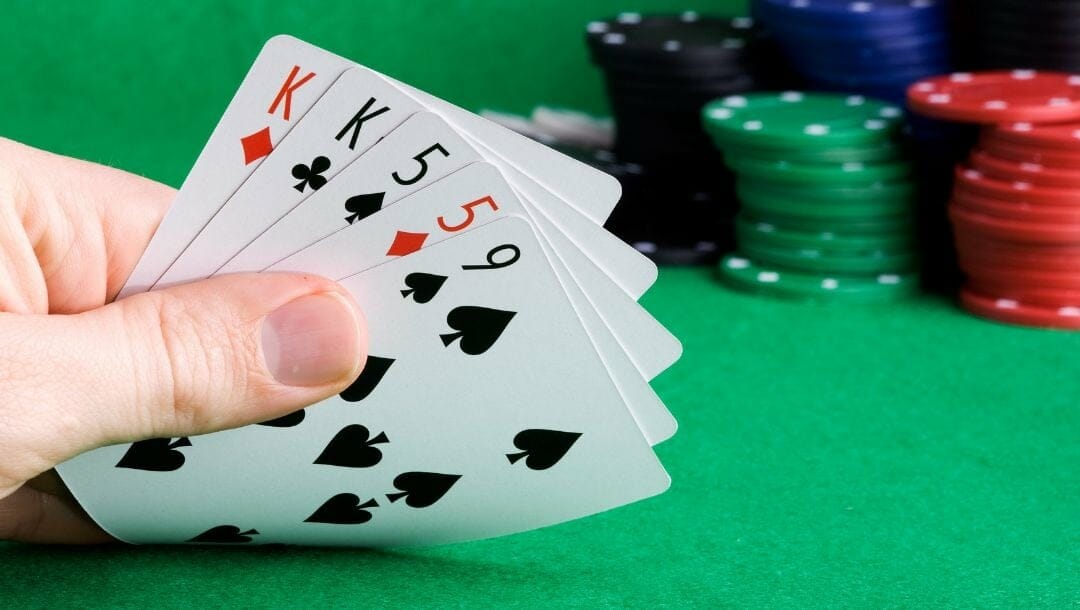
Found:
[268,161,677,443]
[116,35,347,298]
[152,66,424,287]
[57,218,669,546]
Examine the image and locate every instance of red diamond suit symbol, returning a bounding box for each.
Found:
[386,231,429,256]
[240,127,273,165]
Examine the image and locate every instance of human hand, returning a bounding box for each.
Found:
[0,138,367,543]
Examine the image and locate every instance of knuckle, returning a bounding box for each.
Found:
[127,292,255,435]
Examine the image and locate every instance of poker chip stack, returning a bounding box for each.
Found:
[907,70,1080,329]
[703,92,922,302]
[585,12,794,265]
[974,0,1080,73]
[751,0,952,104]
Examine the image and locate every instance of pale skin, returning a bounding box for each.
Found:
[0,138,368,543]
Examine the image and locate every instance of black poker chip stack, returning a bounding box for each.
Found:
[974,0,1080,72]
[585,12,796,265]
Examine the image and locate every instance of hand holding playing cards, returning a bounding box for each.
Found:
[0,139,367,543]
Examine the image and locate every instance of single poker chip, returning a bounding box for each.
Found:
[736,215,916,251]
[969,149,1080,188]
[979,133,1080,168]
[953,166,1080,206]
[702,92,904,149]
[959,288,1080,329]
[954,233,1080,272]
[740,241,919,274]
[737,177,916,203]
[756,211,917,234]
[717,254,919,302]
[906,70,1080,123]
[957,246,1080,274]
[958,259,1080,290]
[737,141,904,164]
[784,40,949,73]
[953,191,1080,224]
[756,1,948,40]
[991,121,1080,151]
[737,181,914,219]
[726,155,912,185]
[949,204,1080,244]
[966,280,1080,308]
[586,13,759,66]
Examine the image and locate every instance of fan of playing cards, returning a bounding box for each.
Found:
[56,36,680,547]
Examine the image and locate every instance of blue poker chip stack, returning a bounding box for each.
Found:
[751,0,952,103]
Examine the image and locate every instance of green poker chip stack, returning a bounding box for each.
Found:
[702,91,921,302]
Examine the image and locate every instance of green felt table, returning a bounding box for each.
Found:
[0,1,1077,607]
[4,276,1078,606]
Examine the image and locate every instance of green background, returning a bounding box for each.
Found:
[1,1,1077,607]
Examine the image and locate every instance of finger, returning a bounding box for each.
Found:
[0,485,112,544]
[0,137,175,313]
[0,272,367,486]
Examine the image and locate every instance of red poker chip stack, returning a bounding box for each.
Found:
[908,70,1080,329]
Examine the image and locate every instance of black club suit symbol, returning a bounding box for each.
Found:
[292,155,331,192]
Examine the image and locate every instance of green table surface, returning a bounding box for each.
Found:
[3,270,1077,607]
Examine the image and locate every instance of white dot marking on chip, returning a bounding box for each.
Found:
[757,271,780,283]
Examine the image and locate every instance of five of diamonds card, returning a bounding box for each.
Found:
[56,35,680,547]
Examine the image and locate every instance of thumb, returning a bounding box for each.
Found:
[0,272,366,483]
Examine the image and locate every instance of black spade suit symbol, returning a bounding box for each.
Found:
[314,425,389,468]
[386,472,461,508]
[115,437,192,472]
[304,493,379,524]
[339,356,395,402]
[344,192,385,225]
[439,306,517,355]
[188,525,259,543]
[506,429,583,470]
[400,272,447,304]
[257,409,306,428]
